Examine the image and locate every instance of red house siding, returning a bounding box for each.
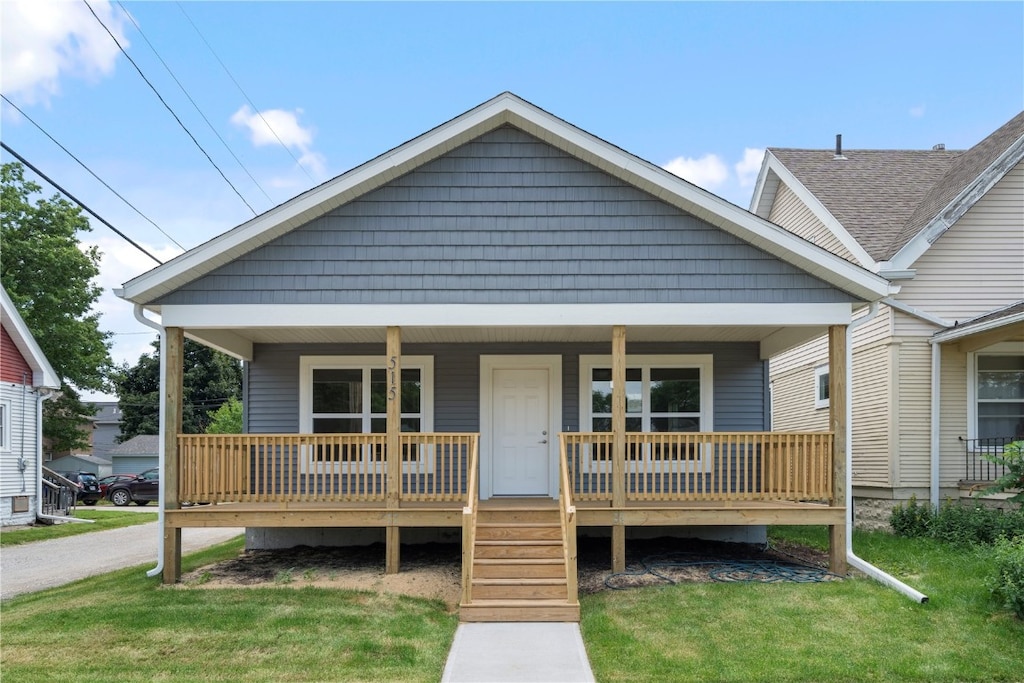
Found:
[1,325,32,384]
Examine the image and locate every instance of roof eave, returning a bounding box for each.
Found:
[0,286,60,389]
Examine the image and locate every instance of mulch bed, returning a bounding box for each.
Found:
[189,535,836,593]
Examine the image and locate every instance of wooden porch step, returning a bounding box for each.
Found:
[459,600,580,623]
[474,544,564,559]
[476,525,563,541]
[474,559,566,579]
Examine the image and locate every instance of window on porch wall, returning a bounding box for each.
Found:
[580,355,713,467]
[299,356,435,467]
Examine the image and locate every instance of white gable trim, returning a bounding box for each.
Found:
[885,139,1024,272]
[121,93,891,306]
[751,153,877,270]
[0,287,60,388]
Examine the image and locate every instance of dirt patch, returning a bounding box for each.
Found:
[179,536,835,609]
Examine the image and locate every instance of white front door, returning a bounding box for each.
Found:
[490,367,551,496]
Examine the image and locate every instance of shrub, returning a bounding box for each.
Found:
[890,495,934,538]
[989,535,1024,619]
[889,497,1024,545]
[979,440,1024,505]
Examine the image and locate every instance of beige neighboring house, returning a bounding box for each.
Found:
[751,111,1024,527]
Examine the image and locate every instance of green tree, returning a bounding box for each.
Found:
[114,338,242,440]
[1,162,113,452]
[206,396,243,434]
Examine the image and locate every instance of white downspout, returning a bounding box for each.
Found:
[929,341,941,510]
[844,303,928,603]
[132,303,167,578]
[34,389,93,524]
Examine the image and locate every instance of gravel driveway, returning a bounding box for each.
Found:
[1,514,242,600]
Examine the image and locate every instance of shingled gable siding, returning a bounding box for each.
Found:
[155,127,853,307]
[245,342,768,434]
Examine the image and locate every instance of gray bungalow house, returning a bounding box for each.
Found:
[117,93,892,621]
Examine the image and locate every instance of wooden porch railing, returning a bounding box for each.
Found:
[176,433,478,504]
[461,433,481,605]
[561,432,834,503]
[558,437,579,606]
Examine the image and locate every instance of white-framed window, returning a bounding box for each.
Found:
[0,400,10,452]
[579,355,713,469]
[299,356,434,470]
[969,344,1024,442]
[814,365,830,410]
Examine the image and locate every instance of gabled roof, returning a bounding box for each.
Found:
[120,92,891,306]
[0,285,60,389]
[752,110,1024,268]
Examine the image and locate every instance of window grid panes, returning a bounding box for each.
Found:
[977,354,1024,440]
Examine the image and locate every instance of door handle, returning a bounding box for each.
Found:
[539,439,548,444]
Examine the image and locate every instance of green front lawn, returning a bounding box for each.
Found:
[1,538,459,683]
[0,509,157,546]
[581,527,1024,682]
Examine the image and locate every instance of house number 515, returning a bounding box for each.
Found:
[388,356,397,401]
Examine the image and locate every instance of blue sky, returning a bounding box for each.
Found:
[1,1,1022,400]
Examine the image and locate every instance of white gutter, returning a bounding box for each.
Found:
[132,303,167,579]
[34,389,94,524]
[845,302,929,603]
[881,297,953,329]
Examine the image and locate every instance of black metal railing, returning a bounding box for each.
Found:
[41,467,77,517]
[960,436,1020,482]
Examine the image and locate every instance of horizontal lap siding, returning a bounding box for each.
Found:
[938,346,968,487]
[158,127,852,307]
[246,342,767,434]
[853,343,892,487]
[896,339,932,488]
[895,163,1024,336]
[768,183,860,265]
[1,383,39,524]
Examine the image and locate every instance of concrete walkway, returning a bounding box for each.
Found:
[1,517,242,600]
[442,622,595,683]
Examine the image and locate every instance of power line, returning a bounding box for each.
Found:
[115,1,274,207]
[176,1,316,184]
[1,93,186,251]
[82,0,258,216]
[0,141,163,265]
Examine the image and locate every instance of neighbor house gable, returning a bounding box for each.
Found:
[0,286,59,389]
[120,93,891,308]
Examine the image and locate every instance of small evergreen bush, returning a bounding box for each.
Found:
[989,535,1024,619]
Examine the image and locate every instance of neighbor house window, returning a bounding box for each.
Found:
[579,355,713,465]
[814,366,830,409]
[0,401,9,451]
[299,356,433,467]
[972,350,1024,441]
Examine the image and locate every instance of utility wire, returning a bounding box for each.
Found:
[176,1,316,183]
[82,0,258,216]
[115,1,274,207]
[1,141,163,265]
[1,93,186,251]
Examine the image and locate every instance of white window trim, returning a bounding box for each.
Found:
[579,354,713,473]
[299,355,434,473]
[814,365,830,410]
[0,400,10,452]
[967,342,1023,443]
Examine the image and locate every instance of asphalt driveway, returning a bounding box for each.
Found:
[1,514,242,600]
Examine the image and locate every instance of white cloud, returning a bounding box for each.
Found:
[662,154,729,189]
[734,148,765,188]
[909,105,926,118]
[231,104,327,177]
[0,0,129,104]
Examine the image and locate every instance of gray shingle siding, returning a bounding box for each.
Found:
[157,127,851,306]
[246,342,768,435]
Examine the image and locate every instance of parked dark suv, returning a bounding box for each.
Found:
[60,472,102,505]
[107,468,159,506]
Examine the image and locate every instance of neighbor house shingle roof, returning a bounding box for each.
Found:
[108,434,159,455]
[768,110,1024,262]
